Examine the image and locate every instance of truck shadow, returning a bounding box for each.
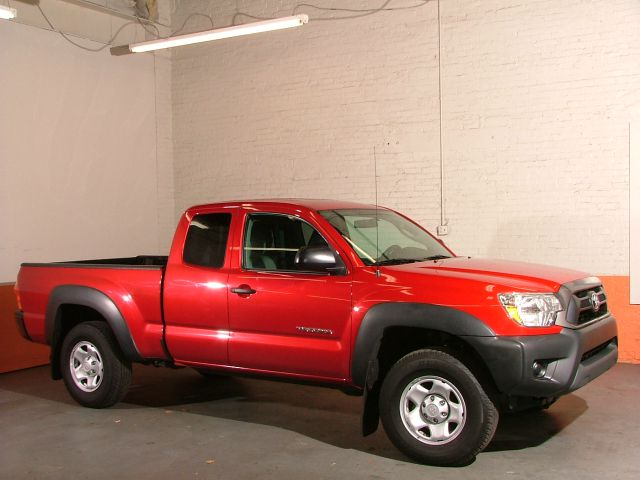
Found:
[1,364,588,464]
[486,394,588,452]
[122,365,588,461]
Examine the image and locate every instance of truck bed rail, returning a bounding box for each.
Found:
[22,256,168,270]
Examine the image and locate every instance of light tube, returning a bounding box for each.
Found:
[129,14,309,53]
[0,5,17,20]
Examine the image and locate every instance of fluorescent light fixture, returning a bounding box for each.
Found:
[0,5,17,20]
[129,14,309,53]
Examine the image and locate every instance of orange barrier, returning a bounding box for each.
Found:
[0,284,49,373]
[601,276,640,364]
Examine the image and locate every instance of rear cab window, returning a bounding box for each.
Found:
[183,213,232,268]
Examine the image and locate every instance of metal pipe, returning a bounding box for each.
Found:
[437,0,447,228]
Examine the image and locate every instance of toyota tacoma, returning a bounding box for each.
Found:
[14,199,618,466]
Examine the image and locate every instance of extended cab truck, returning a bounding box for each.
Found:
[15,200,618,466]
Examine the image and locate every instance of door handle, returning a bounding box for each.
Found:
[231,285,257,295]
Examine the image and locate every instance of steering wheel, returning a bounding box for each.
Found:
[380,244,402,260]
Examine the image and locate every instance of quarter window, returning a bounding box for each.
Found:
[183,213,232,268]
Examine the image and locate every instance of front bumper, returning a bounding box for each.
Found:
[467,314,618,397]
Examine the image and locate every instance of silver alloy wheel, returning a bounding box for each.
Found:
[69,341,104,392]
[400,375,466,445]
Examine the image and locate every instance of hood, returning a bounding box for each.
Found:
[385,257,589,292]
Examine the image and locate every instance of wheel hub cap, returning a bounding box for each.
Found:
[82,356,97,374]
[70,341,104,392]
[421,394,449,423]
[400,376,466,445]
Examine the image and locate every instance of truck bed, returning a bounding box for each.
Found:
[17,257,168,359]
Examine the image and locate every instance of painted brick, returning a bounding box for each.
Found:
[170,0,639,275]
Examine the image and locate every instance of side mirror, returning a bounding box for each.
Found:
[295,246,347,275]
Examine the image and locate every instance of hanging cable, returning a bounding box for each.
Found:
[233,0,429,24]
[34,0,432,52]
[36,3,140,52]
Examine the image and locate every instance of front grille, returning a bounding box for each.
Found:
[573,286,608,325]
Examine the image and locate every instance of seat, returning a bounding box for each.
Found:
[246,221,277,270]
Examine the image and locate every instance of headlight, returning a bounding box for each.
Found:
[498,293,562,327]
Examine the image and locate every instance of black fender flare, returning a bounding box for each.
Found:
[353,302,495,436]
[46,285,143,376]
[352,302,495,388]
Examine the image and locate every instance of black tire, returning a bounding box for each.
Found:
[380,349,498,466]
[60,321,132,408]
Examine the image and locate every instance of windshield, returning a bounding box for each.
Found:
[318,209,452,266]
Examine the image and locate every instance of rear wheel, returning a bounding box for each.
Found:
[380,349,498,466]
[60,321,131,408]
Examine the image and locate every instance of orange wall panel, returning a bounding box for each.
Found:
[601,276,640,364]
[0,284,49,373]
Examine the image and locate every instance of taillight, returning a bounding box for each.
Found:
[14,285,22,310]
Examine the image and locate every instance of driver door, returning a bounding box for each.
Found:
[227,210,353,380]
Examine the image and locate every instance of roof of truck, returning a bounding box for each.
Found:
[188,198,384,212]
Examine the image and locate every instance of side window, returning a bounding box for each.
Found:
[243,214,328,271]
[183,213,232,268]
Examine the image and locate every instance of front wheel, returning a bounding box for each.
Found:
[60,321,132,408]
[380,349,498,466]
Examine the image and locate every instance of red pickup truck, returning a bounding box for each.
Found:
[15,199,618,466]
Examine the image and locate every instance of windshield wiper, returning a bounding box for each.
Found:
[373,258,422,266]
[422,255,452,261]
[374,255,452,266]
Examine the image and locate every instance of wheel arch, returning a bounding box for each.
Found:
[46,285,143,379]
[353,303,497,435]
[352,302,495,388]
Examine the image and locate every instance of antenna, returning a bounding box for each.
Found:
[373,145,381,278]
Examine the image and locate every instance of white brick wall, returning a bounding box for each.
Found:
[171,0,639,275]
[441,0,638,274]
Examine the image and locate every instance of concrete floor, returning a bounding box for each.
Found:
[1,363,639,480]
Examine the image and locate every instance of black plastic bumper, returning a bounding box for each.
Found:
[467,314,618,397]
[14,310,32,342]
